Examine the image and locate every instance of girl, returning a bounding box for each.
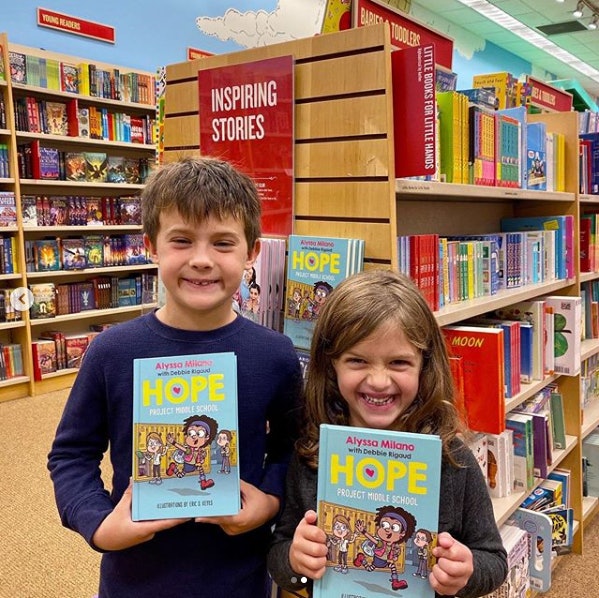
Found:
[268,270,507,597]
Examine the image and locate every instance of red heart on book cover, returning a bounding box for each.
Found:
[173,386,181,395]
[365,468,375,478]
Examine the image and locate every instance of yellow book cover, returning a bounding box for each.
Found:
[320,0,352,33]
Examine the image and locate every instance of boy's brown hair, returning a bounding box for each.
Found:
[141,156,262,247]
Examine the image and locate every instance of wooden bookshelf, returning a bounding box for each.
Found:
[161,19,591,587]
[0,33,158,398]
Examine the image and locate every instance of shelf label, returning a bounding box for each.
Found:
[353,0,454,69]
[526,75,573,112]
[37,8,115,44]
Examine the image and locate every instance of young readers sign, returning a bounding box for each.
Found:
[198,56,294,237]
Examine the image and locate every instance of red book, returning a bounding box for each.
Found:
[442,325,505,434]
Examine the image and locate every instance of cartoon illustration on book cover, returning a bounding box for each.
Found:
[132,352,241,521]
[318,500,436,594]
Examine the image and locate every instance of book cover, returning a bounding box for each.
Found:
[506,412,534,492]
[0,192,17,226]
[34,238,61,271]
[64,334,89,368]
[542,295,582,376]
[29,282,56,319]
[442,325,505,434]
[283,235,364,350]
[45,101,68,136]
[526,122,547,191]
[132,352,241,521]
[61,237,87,270]
[84,152,108,182]
[314,423,441,598]
[31,339,57,380]
[39,147,61,180]
[64,152,87,181]
[106,156,126,183]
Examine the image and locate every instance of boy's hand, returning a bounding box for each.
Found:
[430,531,474,596]
[92,481,190,551]
[194,480,279,535]
[289,510,328,580]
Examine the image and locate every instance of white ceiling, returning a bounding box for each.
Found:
[411,0,599,100]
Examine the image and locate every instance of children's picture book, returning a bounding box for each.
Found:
[283,235,365,350]
[314,423,441,598]
[132,352,241,521]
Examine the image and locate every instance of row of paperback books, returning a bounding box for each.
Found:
[0,342,23,381]
[283,235,365,350]
[442,295,581,435]
[8,49,155,106]
[24,233,149,272]
[398,215,574,313]
[0,289,23,323]
[433,89,566,192]
[17,141,154,184]
[21,194,141,227]
[13,95,155,144]
[0,234,17,274]
[28,273,157,319]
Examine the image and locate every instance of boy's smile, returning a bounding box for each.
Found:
[145,209,259,330]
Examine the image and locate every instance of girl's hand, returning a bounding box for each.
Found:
[430,532,474,596]
[195,480,279,535]
[289,510,328,580]
[92,481,190,551]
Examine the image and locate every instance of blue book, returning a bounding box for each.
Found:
[314,424,441,598]
[283,235,364,350]
[526,122,547,191]
[501,215,573,280]
[131,352,240,521]
[580,132,599,194]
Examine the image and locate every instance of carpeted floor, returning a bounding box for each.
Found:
[1,388,597,597]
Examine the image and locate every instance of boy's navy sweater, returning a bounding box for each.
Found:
[48,312,303,597]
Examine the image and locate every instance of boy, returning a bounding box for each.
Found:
[47,157,303,597]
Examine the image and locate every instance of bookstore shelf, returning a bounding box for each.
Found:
[583,496,599,523]
[0,320,26,331]
[23,224,142,233]
[11,82,155,112]
[15,130,156,152]
[26,263,156,280]
[579,271,599,284]
[396,179,574,203]
[582,399,599,439]
[504,375,561,413]
[493,434,577,527]
[433,279,573,327]
[161,20,591,591]
[581,338,599,362]
[19,180,146,191]
[0,33,158,398]
[28,303,157,326]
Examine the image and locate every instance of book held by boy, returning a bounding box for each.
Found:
[314,423,441,598]
[132,352,241,521]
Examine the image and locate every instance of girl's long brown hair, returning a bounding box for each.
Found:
[297,269,464,469]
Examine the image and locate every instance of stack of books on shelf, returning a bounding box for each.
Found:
[12,94,156,143]
[20,194,142,227]
[24,233,150,273]
[0,343,24,381]
[28,271,157,319]
[16,141,155,183]
[425,76,567,191]
[8,49,155,105]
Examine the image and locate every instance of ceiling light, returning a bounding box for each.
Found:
[455,0,599,84]
[573,1,584,18]
[555,0,566,3]
[589,14,599,29]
